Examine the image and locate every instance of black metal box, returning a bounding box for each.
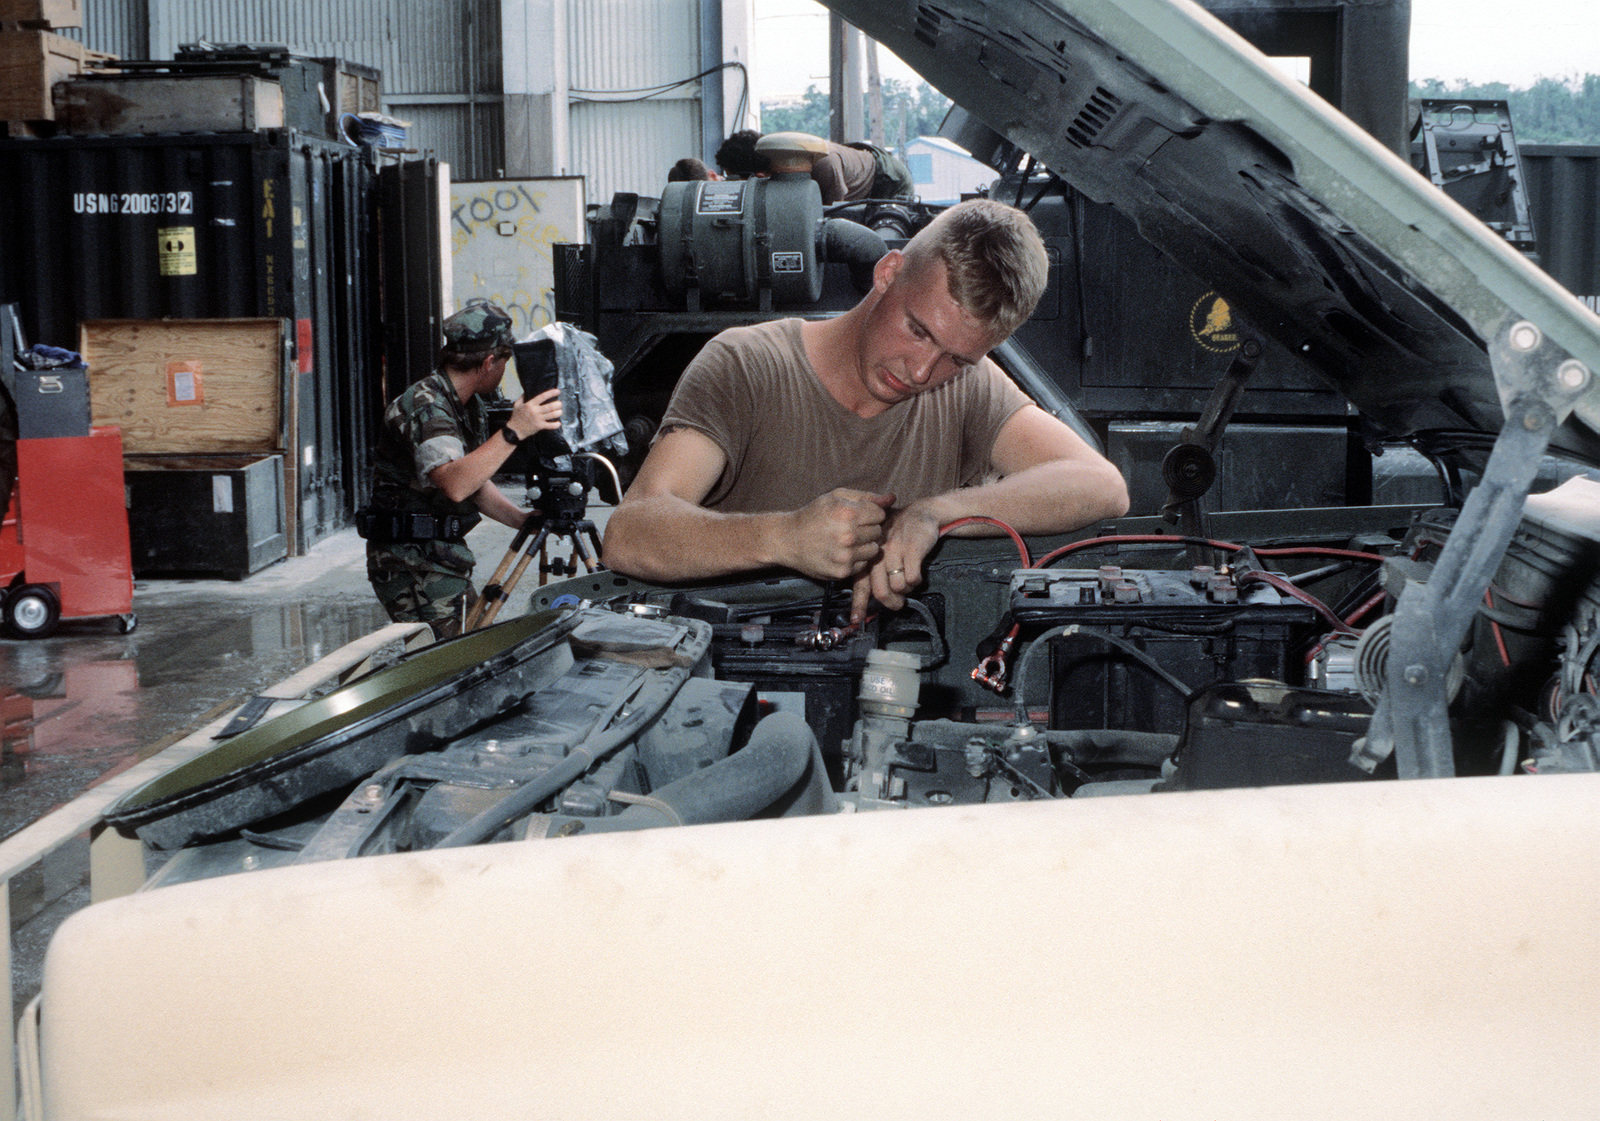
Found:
[1165,682,1374,790]
[12,365,88,438]
[123,453,286,579]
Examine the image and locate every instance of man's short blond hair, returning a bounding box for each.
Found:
[901,198,1049,340]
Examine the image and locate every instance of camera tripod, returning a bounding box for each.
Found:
[464,467,605,631]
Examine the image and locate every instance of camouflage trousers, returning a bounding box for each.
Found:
[367,543,476,639]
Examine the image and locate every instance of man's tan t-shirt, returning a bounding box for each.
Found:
[812,142,877,203]
[659,318,1030,513]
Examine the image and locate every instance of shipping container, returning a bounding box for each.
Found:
[378,154,448,400]
[1521,144,1600,299]
[0,129,383,553]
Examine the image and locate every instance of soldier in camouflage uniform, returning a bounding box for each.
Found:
[364,300,562,638]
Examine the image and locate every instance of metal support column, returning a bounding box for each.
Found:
[699,0,724,165]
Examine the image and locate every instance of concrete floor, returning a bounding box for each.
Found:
[1,527,385,841]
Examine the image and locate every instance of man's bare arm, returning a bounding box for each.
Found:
[933,403,1129,532]
[858,405,1129,616]
[473,480,533,530]
[602,427,892,582]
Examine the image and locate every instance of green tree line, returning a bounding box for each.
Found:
[759,78,953,153]
[1411,76,1600,145]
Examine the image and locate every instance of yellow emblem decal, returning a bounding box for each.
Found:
[1189,290,1240,353]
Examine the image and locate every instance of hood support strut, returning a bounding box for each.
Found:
[1356,319,1593,777]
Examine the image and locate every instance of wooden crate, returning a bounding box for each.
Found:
[0,0,81,29]
[0,28,85,120]
[81,318,288,454]
[328,57,381,116]
[55,74,285,135]
[82,318,303,555]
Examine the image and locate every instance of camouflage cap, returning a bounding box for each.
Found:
[441,298,515,349]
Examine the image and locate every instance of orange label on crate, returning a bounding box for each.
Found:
[166,360,204,406]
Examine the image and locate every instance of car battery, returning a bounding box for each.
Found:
[710,625,872,783]
[1010,566,1321,734]
[669,591,881,783]
[1164,682,1376,790]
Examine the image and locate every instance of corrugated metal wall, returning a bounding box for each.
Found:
[141,0,496,92]
[396,104,506,185]
[570,100,698,202]
[73,0,504,180]
[72,0,740,199]
[1522,145,1600,299]
[69,0,147,60]
[567,0,705,201]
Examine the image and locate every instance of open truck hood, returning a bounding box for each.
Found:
[821,0,1600,464]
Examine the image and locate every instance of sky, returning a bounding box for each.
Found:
[751,0,1600,103]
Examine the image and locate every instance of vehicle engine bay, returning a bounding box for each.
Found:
[98,0,1600,888]
[22,2,1600,1117]
[109,471,1600,888]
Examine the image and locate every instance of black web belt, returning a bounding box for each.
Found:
[356,508,479,543]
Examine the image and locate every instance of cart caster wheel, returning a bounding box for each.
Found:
[117,612,138,635]
[4,585,61,639]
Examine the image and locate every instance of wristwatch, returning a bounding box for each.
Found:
[499,425,523,447]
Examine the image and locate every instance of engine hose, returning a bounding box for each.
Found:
[569,711,819,833]
[435,619,711,848]
[822,218,889,290]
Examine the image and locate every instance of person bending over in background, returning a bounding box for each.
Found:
[715,129,914,203]
[364,300,562,638]
[668,156,721,181]
[602,198,1129,623]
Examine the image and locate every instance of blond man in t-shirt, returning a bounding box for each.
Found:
[602,198,1129,622]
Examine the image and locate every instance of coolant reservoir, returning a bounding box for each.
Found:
[658,173,825,306]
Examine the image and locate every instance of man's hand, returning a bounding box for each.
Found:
[850,501,941,622]
[430,388,565,506]
[783,489,894,581]
[507,387,562,439]
[842,405,1132,621]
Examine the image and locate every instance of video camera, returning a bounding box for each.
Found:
[508,332,608,514]
[511,336,560,406]
[470,323,624,625]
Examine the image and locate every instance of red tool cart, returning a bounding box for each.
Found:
[1,362,135,639]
